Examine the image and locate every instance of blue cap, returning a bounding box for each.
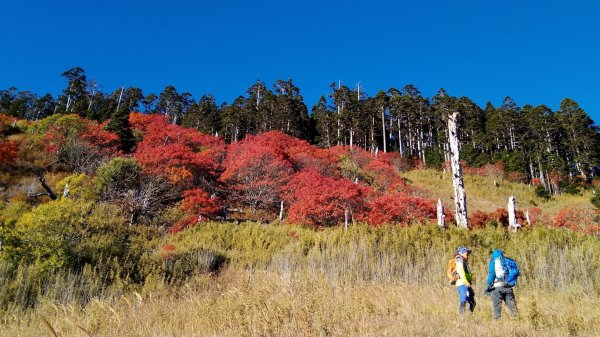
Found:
[456,246,470,254]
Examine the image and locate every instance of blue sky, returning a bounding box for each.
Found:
[2,0,599,122]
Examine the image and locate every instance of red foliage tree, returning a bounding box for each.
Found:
[492,208,526,228]
[0,140,17,164]
[553,206,600,234]
[43,115,120,155]
[131,113,225,186]
[220,132,293,213]
[382,152,413,172]
[169,188,221,234]
[81,121,121,153]
[364,192,439,226]
[160,244,176,259]
[469,210,493,229]
[363,156,407,192]
[284,169,371,227]
[527,207,544,225]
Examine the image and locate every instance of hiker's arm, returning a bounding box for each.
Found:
[456,260,470,286]
[486,260,495,285]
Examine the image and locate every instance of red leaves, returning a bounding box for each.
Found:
[81,121,120,153]
[363,156,407,192]
[0,140,18,163]
[553,206,600,234]
[160,244,176,259]
[364,192,438,226]
[43,114,120,155]
[469,210,493,229]
[468,208,528,229]
[169,188,222,234]
[285,169,371,227]
[221,132,294,213]
[181,188,220,215]
[132,113,225,185]
[461,161,505,178]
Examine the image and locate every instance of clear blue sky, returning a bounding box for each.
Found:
[2,0,599,122]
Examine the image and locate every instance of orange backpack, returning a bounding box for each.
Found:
[447,258,459,284]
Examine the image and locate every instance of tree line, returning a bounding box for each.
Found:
[2,67,598,193]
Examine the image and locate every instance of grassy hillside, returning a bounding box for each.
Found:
[403,169,594,216]
[1,223,599,336]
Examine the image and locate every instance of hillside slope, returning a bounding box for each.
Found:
[403,169,594,217]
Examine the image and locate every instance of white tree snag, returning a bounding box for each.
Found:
[437,198,445,228]
[508,195,520,232]
[381,107,387,153]
[279,200,284,221]
[525,209,531,226]
[344,209,349,230]
[448,111,469,229]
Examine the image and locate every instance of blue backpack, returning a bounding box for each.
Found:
[490,249,521,287]
[503,257,520,286]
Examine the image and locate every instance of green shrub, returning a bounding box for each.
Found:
[56,173,97,201]
[561,181,581,195]
[591,192,600,209]
[95,157,141,197]
[535,185,551,200]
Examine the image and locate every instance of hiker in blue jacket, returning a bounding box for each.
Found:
[486,249,519,319]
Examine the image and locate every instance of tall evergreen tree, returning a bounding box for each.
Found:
[58,67,89,116]
[182,94,221,136]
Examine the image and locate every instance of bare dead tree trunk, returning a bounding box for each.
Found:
[33,169,58,200]
[529,158,535,182]
[371,115,375,152]
[337,104,341,145]
[344,209,349,230]
[279,200,284,221]
[397,118,403,157]
[437,198,445,228]
[448,111,469,229]
[538,158,548,190]
[381,107,387,153]
[115,85,125,113]
[508,195,520,232]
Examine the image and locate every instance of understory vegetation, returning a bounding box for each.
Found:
[0,223,599,336]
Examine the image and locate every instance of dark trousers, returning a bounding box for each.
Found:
[492,286,517,319]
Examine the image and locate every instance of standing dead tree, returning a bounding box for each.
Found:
[448,111,469,229]
[29,168,58,200]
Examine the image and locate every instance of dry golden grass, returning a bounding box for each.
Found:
[402,169,593,216]
[1,221,598,337]
[1,268,598,337]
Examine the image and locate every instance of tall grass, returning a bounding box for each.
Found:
[168,222,600,294]
[1,222,599,336]
[2,269,598,336]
